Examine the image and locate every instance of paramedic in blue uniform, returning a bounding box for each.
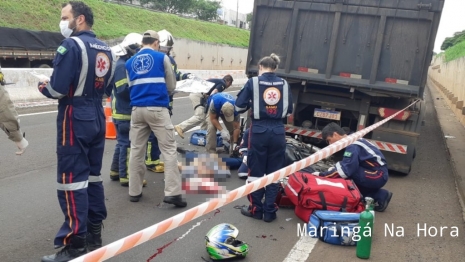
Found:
[38,2,116,261]
[109,33,148,187]
[235,53,293,223]
[205,92,241,154]
[125,30,186,207]
[315,122,393,212]
[145,29,192,173]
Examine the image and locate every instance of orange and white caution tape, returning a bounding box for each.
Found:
[71,99,420,262]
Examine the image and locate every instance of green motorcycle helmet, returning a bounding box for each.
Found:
[205,223,249,260]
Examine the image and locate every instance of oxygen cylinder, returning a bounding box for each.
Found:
[356,202,374,259]
[365,197,375,224]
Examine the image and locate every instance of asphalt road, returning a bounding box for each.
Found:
[1,85,465,262]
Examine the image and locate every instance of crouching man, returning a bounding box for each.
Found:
[315,122,393,212]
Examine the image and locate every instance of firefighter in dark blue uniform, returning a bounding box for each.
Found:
[235,54,293,222]
[38,2,115,261]
[316,122,393,212]
[145,29,192,173]
[109,33,148,187]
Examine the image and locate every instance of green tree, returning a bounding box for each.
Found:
[246,12,253,28]
[441,37,454,51]
[152,0,195,14]
[193,0,221,21]
[441,30,465,51]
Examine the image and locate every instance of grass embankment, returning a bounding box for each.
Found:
[444,40,465,62]
[0,0,250,47]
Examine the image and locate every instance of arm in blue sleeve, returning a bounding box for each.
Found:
[39,40,78,99]
[114,63,130,101]
[320,145,360,179]
[235,80,252,113]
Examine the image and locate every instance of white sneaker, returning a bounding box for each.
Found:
[15,137,28,155]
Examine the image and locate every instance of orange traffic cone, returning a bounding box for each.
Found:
[105,97,116,139]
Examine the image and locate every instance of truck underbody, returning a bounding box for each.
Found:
[284,81,423,175]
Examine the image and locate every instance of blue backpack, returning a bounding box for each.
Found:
[190,130,223,147]
[307,210,361,246]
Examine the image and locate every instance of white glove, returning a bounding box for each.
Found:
[312,172,320,176]
[327,166,336,172]
[220,129,230,141]
[15,137,28,155]
[187,74,195,79]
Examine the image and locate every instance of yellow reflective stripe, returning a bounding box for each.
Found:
[126,148,130,175]
[111,93,131,120]
[115,78,128,88]
[111,92,116,115]
[112,113,131,120]
[145,141,160,166]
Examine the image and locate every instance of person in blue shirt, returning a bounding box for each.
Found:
[315,122,393,212]
[144,29,192,173]
[109,33,148,187]
[205,92,241,155]
[38,2,116,261]
[235,53,293,223]
[125,30,187,208]
[174,75,233,139]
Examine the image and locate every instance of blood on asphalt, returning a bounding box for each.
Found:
[147,209,221,262]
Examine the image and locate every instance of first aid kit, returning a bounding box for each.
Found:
[275,179,295,208]
[284,171,365,222]
[308,210,361,246]
[190,130,223,147]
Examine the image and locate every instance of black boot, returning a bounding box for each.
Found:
[87,221,103,252]
[41,235,87,262]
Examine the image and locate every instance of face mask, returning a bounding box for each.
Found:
[59,20,75,38]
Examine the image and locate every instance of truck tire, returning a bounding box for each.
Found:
[399,149,416,176]
[36,64,51,68]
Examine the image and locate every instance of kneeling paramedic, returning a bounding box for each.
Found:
[205,92,240,155]
[109,33,148,187]
[235,53,293,222]
[315,122,393,212]
[174,75,234,139]
[125,30,186,207]
[38,2,116,261]
[0,65,28,155]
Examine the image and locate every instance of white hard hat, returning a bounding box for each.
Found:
[158,29,174,52]
[111,33,143,56]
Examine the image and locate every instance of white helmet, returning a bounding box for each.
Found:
[111,33,143,57]
[158,29,174,53]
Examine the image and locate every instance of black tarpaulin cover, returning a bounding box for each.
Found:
[0,27,64,50]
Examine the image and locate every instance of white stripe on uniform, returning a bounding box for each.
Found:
[70,37,89,97]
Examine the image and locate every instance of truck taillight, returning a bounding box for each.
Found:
[378,108,411,121]
[287,114,294,125]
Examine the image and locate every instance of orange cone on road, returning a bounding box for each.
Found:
[105,97,116,139]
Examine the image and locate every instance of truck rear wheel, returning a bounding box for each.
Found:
[36,64,51,68]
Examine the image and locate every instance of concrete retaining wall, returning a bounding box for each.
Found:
[2,68,248,108]
[428,56,465,126]
[104,37,249,71]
